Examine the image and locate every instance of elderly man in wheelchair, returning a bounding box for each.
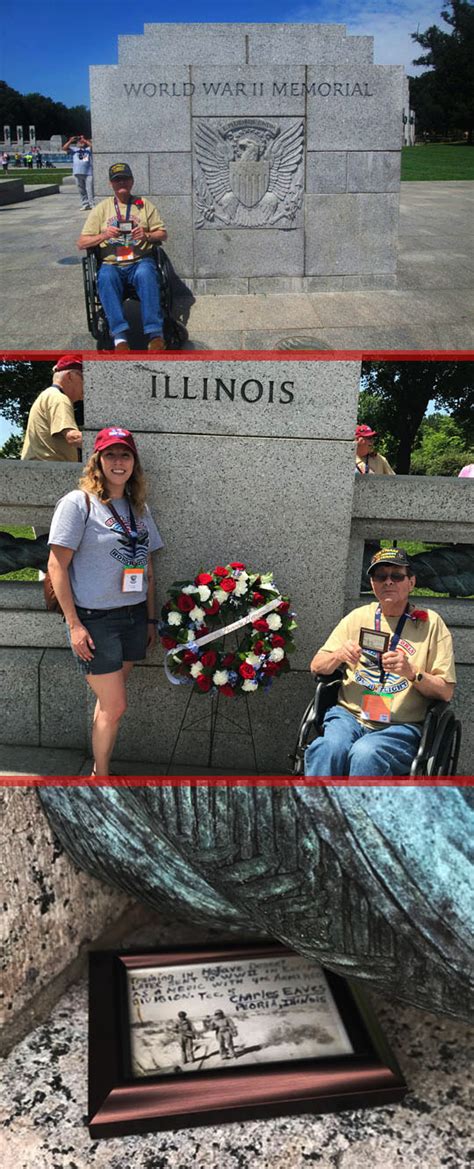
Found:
[77,161,167,352]
[301,548,459,778]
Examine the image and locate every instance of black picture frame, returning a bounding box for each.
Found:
[88,942,406,1138]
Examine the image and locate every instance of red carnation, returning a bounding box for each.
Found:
[239,662,256,679]
[222,653,236,667]
[196,674,212,692]
[161,636,177,650]
[230,561,246,569]
[411,609,428,622]
[198,625,209,638]
[278,600,290,612]
[272,634,285,648]
[204,598,220,615]
[201,649,217,668]
[253,618,269,632]
[183,649,199,664]
[221,683,236,697]
[252,591,264,604]
[219,577,236,593]
[214,566,228,577]
[134,198,144,208]
[252,640,264,654]
[177,594,195,612]
[195,572,213,586]
[264,660,280,675]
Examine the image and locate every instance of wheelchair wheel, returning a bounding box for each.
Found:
[164,317,188,351]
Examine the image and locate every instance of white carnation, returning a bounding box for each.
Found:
[168,611,182,626]
[214,589,228,604]
[234,578,248,596]
[198,585,211,602]
[269,647,284,662]
[246,653,261,667]
[187,630,197,642]
[242,679,258,693]
[190,662,203,678]
[267,613,282,630]
[213,670,229,686]
[190,606,205,622]
[182,585,198,595]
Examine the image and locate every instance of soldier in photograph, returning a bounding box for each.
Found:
[174,1011,197,1064]
[212,1009,238,1059]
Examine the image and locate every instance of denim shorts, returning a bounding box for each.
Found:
[68,601,148,675]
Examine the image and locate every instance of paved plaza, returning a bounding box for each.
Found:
[0,178,473,351]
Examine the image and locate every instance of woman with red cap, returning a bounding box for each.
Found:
[47,427,163,776]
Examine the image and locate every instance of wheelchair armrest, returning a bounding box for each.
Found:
[410,699,453,776]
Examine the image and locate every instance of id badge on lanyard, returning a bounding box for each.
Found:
[114,197,135,261]
[360,606,409,723]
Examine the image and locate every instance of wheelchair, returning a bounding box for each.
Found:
[291,670,462,777]
[82,245,190,351]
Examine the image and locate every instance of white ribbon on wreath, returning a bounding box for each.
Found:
[164,596,282,686]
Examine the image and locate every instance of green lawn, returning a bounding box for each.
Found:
[401,144,474,181]
[3,167,72,185]
[1,525,39,581]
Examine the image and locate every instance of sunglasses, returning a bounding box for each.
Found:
[371,571,408,583]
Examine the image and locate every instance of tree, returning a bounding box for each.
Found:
[0,433,23,459]
[0,81,91,139]
[410,1,474,140]
[410,414,474,475]
[0,361,53,430]
[359,361,474,473]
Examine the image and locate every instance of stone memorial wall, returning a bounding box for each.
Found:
[90,23,405,292]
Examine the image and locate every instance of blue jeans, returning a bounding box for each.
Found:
[97,258,163,339]
[304,705,422,777]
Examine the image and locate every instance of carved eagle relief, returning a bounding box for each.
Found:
[194,118,304,228]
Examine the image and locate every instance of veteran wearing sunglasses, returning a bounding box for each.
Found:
[305,548,456,777]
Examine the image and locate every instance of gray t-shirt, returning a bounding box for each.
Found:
[48,489,163,609]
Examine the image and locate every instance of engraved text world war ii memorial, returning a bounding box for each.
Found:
[90,23,405,292]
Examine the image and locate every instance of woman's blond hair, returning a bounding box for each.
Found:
[79,450,148,513]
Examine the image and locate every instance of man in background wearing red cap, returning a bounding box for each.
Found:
[77,162,167,352]
[21,356,83,462]
[355,424,395,475]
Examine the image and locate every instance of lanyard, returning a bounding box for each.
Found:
[374,604,410,685]
[113,195,133,225]
[365,454,370,473]
[107,500,138,563]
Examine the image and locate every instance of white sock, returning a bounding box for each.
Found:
[114,337,128,347]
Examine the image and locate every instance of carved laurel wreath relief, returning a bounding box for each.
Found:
[193,117,304,229]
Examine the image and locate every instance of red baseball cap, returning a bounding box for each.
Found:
[93,427,137,456]
[53,354,83,373]
[355,423,377,438]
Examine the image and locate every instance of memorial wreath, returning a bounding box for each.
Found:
[159,562,296,696]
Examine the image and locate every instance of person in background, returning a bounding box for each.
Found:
[355,424,395,475]
[21,355,83,462]
[63,133,94,210]
[47,427,163,777]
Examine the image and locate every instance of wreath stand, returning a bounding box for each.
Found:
[165,688,259,775]
[165,632,260,774]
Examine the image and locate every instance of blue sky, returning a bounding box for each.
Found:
[0,1,445,107]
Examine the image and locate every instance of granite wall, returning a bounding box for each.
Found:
[90,23,405,292]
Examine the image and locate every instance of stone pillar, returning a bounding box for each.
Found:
[90,22,405,292]
[83,356,360,768]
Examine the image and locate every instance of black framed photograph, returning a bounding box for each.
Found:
[88,943,407,1138]
[359,627,390,655]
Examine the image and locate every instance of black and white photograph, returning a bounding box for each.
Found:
[126,952,353,1079]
